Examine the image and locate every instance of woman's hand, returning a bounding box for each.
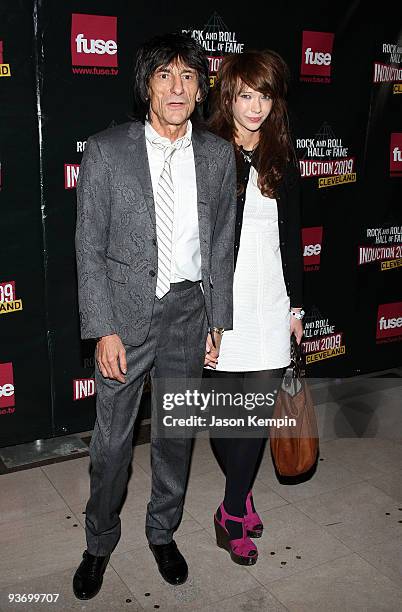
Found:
[290,317,303,345]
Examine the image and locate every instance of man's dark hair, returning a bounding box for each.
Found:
[132,32,209,123]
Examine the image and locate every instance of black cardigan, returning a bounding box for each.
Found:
[234,157,303,308]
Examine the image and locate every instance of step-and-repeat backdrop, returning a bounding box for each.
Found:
[1,1,401,446]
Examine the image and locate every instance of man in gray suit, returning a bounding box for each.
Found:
[73,32,236,599]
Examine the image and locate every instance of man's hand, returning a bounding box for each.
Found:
[204,332,222,368]
[96,334,127,383]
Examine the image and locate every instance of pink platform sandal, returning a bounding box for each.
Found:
[214,502,258,566]
[244,491,264,538]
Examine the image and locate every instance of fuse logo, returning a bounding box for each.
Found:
[64,164,80,189]
[75,34,117,56]
[302,227,323,271]
[0,363,15,410]
[0,41,11,77]
[376,302,402,341]
[71,14,118,74]
[390,133,402,176]
[73,378,96,401]
[301,31,334,81]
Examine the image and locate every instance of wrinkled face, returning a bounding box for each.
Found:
[148,58,201,130]
[232,83,273,135]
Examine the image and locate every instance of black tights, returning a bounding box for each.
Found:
[205,367,284,535]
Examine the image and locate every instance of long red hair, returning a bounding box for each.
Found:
[208,49,295,197]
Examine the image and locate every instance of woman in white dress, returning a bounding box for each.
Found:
[205,50,304,566]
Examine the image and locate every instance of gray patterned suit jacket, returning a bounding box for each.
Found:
[75,120,236,346]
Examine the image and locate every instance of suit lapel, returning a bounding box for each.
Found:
[127,122,211,274]
[128,122,156,226]
[192,129,211,276]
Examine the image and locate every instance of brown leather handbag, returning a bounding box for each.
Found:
[270,336,319,476]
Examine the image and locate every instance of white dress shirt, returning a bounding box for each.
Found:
[145,120,201,283]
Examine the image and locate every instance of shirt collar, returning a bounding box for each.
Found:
[145,119,192,150]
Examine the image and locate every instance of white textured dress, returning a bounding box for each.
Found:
[215,166,290,372]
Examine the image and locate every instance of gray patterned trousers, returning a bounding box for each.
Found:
[85,281,207,555]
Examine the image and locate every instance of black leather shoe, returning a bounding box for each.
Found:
[73,550,110,600]
[149,541,188,585]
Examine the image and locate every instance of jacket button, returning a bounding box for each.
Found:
[149,270,156,277]
[281,241,285,246]
[279,220,284,224]
[152,238,157,246]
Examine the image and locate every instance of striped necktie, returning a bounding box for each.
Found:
[154,139,187,298]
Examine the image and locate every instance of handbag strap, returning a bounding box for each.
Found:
[290,335,305,379]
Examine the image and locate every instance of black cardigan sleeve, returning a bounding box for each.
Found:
[280,162,304,307]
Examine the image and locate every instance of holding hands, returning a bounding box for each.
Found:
[204,330,223,368]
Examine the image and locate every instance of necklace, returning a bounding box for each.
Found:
[239,145,257,163]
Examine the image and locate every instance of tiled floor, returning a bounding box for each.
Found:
[1,434,402,611]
